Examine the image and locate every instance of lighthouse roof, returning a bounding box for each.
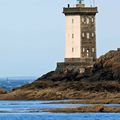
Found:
[63,4,98,15]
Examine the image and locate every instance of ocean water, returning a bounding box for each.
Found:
[0,77,36,91]
[0,101,119,120]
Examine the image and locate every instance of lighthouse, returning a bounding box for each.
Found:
[57,0,98,72]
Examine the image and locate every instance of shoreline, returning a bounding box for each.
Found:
[44,105,120,113]
[0,90,120,104]
[45,97,120,104]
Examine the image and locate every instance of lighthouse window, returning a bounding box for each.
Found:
[82,18,84,23]
[72,34,74,38]
[92,33,94,37]
[87,49,89,57]
[86,18,89,24]
[72,19,74,23]
[72,48,74,52]
[92,48,95,52]
[83,48,85,52]
[87,33,90,39]
[82,33,85,37]
[92,17,94,22]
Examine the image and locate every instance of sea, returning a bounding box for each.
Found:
[0,78,119,120]
[0,77,36,91]
[0,100,119,120]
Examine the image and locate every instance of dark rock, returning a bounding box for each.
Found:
[91,49,120,81]
[0,88,7,94]
[0,49,120,100]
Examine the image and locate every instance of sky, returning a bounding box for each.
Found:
[0,0,119,77]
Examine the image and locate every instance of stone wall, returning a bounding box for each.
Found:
[56,62,93,73]
[81,15,96,61]
[65,57,93,63]
[56,58,94,73]
[117,48,120,51]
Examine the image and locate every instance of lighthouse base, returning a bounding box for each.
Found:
[56,58,94,73]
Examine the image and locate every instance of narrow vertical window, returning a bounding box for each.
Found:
[83,48,85,52]
[72,48,74,52]
[86,18,89,24]
[72,34,74,38]
[87,49,89,57]
[82,18,84,23]
[92,17,94,22]
[72,19,74,23]
[92,48,95,52]
[87,33,90,39]
[82,33,85,37]
[92,33,94,37]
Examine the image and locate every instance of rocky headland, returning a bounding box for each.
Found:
[0,49,120,102]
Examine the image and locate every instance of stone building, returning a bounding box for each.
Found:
[57,2,98,73]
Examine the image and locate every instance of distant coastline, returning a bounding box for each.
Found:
[0,77,36,92]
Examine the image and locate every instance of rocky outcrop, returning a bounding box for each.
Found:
[0,49,120,100]
[0,88,7,94]
[91,49,120,81]
[45,105,120,113]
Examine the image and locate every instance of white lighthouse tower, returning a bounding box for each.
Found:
[57,0,98,72]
